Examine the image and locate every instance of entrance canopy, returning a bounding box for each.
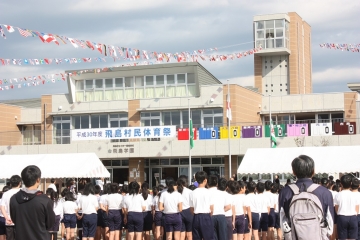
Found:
[237,146,360,174]
[0,153,110,179]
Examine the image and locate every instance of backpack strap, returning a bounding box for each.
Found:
[306,183,320,193]
[288,184,300,195]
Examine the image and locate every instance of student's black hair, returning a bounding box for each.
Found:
[351,178,360,190]
[188,185,196,190]
[208,175,218,188]
[46,188,54,196]
[21,165,41,188]
[340,174,352,189]
[249,177,253,182]
[121,184,129,194]
[332,184,340,192]
[291,155,315,179]
[65,191,76,201]
[129,181,140,196]
[226,180,234,194]
[256,182,265,193]
[165,177,174,187]
[229,181,240,194]
[141,182,149,200]
[51,178,55,183]
[9,175,22,188]
[265,180,272,191]
[286,178,291,183]
[312,177,319,184]
[167,180,176,193]
[94,185,101,195]
[218,178,227,191]
[195,171,207,184]
[320,178,329,188]
[104,183,111,195]
[61,188,69,198]
[242,176,247,182]
[177,176,188,194]
[152,186,159,196]
[238,180,246,190]
[2,186,10,193]
[110,183,119,194]
[335,179,341,185]
[329,175,334,181]
[274,178,280,184]
[83,183,95,196]
[247,181,256,193]
[66,179,74,188]
[271,183,279,193]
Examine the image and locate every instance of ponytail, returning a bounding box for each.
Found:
[177,176,187,194]
[167,180,175,193]
[141,182,149,200]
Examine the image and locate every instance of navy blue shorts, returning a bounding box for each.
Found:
[165,213,182,232]
[251,212,260,230]
[143,211,153,231]
[127,212,144,233]
[233,215,245,234]
[337,215,358,240]
[259,213,269,232]
[275,212,280,229]
[244,214,250,233]
[108,210,122,231]
[77,213,83,229]
[63,214,77,229]
[49,215,61,232]
[97,209,103,227]
[154,211,162,227]
[102,209,109,228]
[226,216,233,238]
[82,213,97,238]
[0,216,5,235]
[268,208,276,227]
[180,208,193,232]
[334,207,338,225]
[192,213,214,240]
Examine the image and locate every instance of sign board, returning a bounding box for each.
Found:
[72,126,176,141]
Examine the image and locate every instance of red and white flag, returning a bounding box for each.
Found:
[67,38,79,48]
[3,25,15,33]
[226,91,232,121]
[17,28,32,37]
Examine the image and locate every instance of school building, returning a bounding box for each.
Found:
[0,12,359,187]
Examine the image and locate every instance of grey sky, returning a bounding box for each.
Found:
[0,0,359,100]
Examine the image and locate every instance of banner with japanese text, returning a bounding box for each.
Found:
[71,125,176,141]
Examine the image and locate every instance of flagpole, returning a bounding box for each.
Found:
[227,80,231,179]
[269,94,272,148]
[188,98,192,186]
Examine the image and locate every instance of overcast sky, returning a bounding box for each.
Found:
[0,0,359,100]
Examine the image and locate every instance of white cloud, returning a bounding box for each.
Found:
[220,75,254,87]
[313,67,360,84]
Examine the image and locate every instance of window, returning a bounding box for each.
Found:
[22,125,41,145]
[162,111,181,128]
[141,112,161,126]
[135,76,144,99]
[202,108,223,127]
[254,19,288,49]
[109,113,128,128]
[73,115,89,129]
[145,76,154,98]
[125,77,134,99]
[91,115,108,128]
[53,116,71,144]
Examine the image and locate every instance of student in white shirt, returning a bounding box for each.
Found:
[123,181,146,240]
[255,182,270,240]
[78,183,99,240]
[225,180,237,239]
[0,186,10,240]
[271,184,281,240]
[351,178,360,240]
[159,179,183,240]
[106,183,123,240]
[189,171,214,240]
[208,176,231,240]
[0,175,21,240]
[48,179,57,192]
[152,185,164,240]
[229,180,247,240]
[94,185,103,240]
[245,181,260,240]
[334,174,359,240]
[141,182,153,240]
[62,191,79,240]
[99,183,110,240]
[176,176,193,240]
[120,185,129,239]
[264,181,276,240]
[46,188,63,240]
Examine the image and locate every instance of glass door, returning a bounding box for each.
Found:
[151,168,162,188]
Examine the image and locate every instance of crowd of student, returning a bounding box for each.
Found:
[0,156,360,240]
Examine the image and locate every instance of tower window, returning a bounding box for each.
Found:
[280,84,282,86]
[286,83,287,86]
[280,65,282,68]
[265,61,267,63]
[271,90,273,92]
[265,84,268,87]
[270,66,273,68]
[285,65,287,67]
[270,60,273,63]
[280,89,282,91]
[265,66,267,69]
[286,89,288,91]
[271,84,273,87]
[279,60,281,62]
[266,90,268,92]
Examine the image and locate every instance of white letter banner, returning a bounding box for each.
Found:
[71,126,176,141]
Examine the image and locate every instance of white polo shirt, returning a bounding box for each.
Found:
[334,190,358,216]
[256,193,271,213]
[53,201,63,217]
[208,188,231,216]
[190,187,214,214]
[48,183,57,192]
[0,188,20,225]
[99,194,108,207]
[264,191,276,209]
[106,193,123,210]
[233,194,246,216]
[244,193,260,214]
[152,195,160,211]
[143,194,153,212]
[79,194,99,214]
[123,194,146,213]
[159,191,183,214]
[180,187,192,210]
[225,192,233,217]
[63,201,78,214]
[273,194,279,213]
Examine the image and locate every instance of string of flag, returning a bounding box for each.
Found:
[319,43,360,52]
[0,46,261,91]
[0,46,262,66]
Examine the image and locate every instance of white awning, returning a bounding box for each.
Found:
[0,153,110,179]
[237,146,360,174]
